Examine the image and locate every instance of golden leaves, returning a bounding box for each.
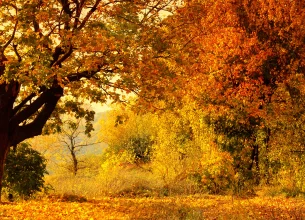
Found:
[0,196,304,219]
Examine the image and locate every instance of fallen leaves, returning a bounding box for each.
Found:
[0,195,304,219]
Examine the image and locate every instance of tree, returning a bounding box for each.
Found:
[3,142,48,198]
[0,0,178,197]
[149,104,205,191]
[59,118,101,176]
[138,0,305,184]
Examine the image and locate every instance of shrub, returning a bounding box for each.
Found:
[3,143,48,198]
[201,150,235,194]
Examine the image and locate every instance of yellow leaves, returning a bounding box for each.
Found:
[0,196,304,219]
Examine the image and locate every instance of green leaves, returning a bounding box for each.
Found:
[3,143,48,198]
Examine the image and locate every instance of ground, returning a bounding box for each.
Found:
[0,195,304,219]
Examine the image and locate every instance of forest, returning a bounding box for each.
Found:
[0,0,305,219]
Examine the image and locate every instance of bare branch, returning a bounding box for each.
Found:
[140,1,162,23]
[66,66,102,83]
[11,87,63,146]
[11,92,36,117]
[10,87,60,130]
[3,19,18,50]
[75,141,103,148]
[77,0,102,30]
[72,0,81,30]
[12,44,22,62]
[141,0,175,24]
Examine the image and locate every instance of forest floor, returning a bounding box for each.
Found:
[0,195,304,219]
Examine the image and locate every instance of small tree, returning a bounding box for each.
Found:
[3,143,48,199]
[59,118,101,176]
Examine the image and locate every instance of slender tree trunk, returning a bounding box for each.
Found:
[69,137,78,176]
[71,151,78,176]
[254,144,260,184]
[264,127,271,184]
[249,144,260,184]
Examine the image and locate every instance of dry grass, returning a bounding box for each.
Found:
[44,175,105,199]
[44,169,162,198]
[22,166,303,219]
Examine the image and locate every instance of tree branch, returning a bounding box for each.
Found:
[52,43,73,67]
[11,87,63,146]
[3,19,18,50]
[140,1,162,24]
[50,46,65,67]
[59,0,73,30]
[10,89,52,127]
[75,141,103,148]
[66,66,103,83]
[77,0,102,30]
[59,0,73,17]
[12,44,22,62]
[72,0,81,30]
[11,92,36,117]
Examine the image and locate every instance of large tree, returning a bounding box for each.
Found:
[0,0,177,198]
[138,0,305,181]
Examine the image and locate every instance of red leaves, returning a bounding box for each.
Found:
[155,0,305,120]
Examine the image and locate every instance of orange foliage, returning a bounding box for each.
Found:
[0,195,304,219]
[139,0,305,119]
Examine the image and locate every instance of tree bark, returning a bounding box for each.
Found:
[248,144,260,184]
[71,150,78,176]
[0,82,18,201]
[264,127,271,184]
[0,137,10,202]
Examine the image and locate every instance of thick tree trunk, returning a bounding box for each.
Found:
[0,136,10,202]
[0,55,12,201]
[0,94,15,202]
[0,83,16,202]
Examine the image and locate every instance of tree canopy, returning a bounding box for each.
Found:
[0,0,178,146]
[1,0,305,200]
[0,0,179,199]
[130,0,305,186]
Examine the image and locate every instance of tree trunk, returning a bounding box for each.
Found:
[0,136,10,202]
[0,54,14,201]
[0,84,15,202]
[71,151,78,176]
[264,127,271,184]
[248,144,260,184]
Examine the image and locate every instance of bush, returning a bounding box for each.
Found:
[201,150,235,194]
[3,143,48,198]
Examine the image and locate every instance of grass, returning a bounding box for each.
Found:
[44,169,161,198]
[0,194,304,219]
[8,164,302,219]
